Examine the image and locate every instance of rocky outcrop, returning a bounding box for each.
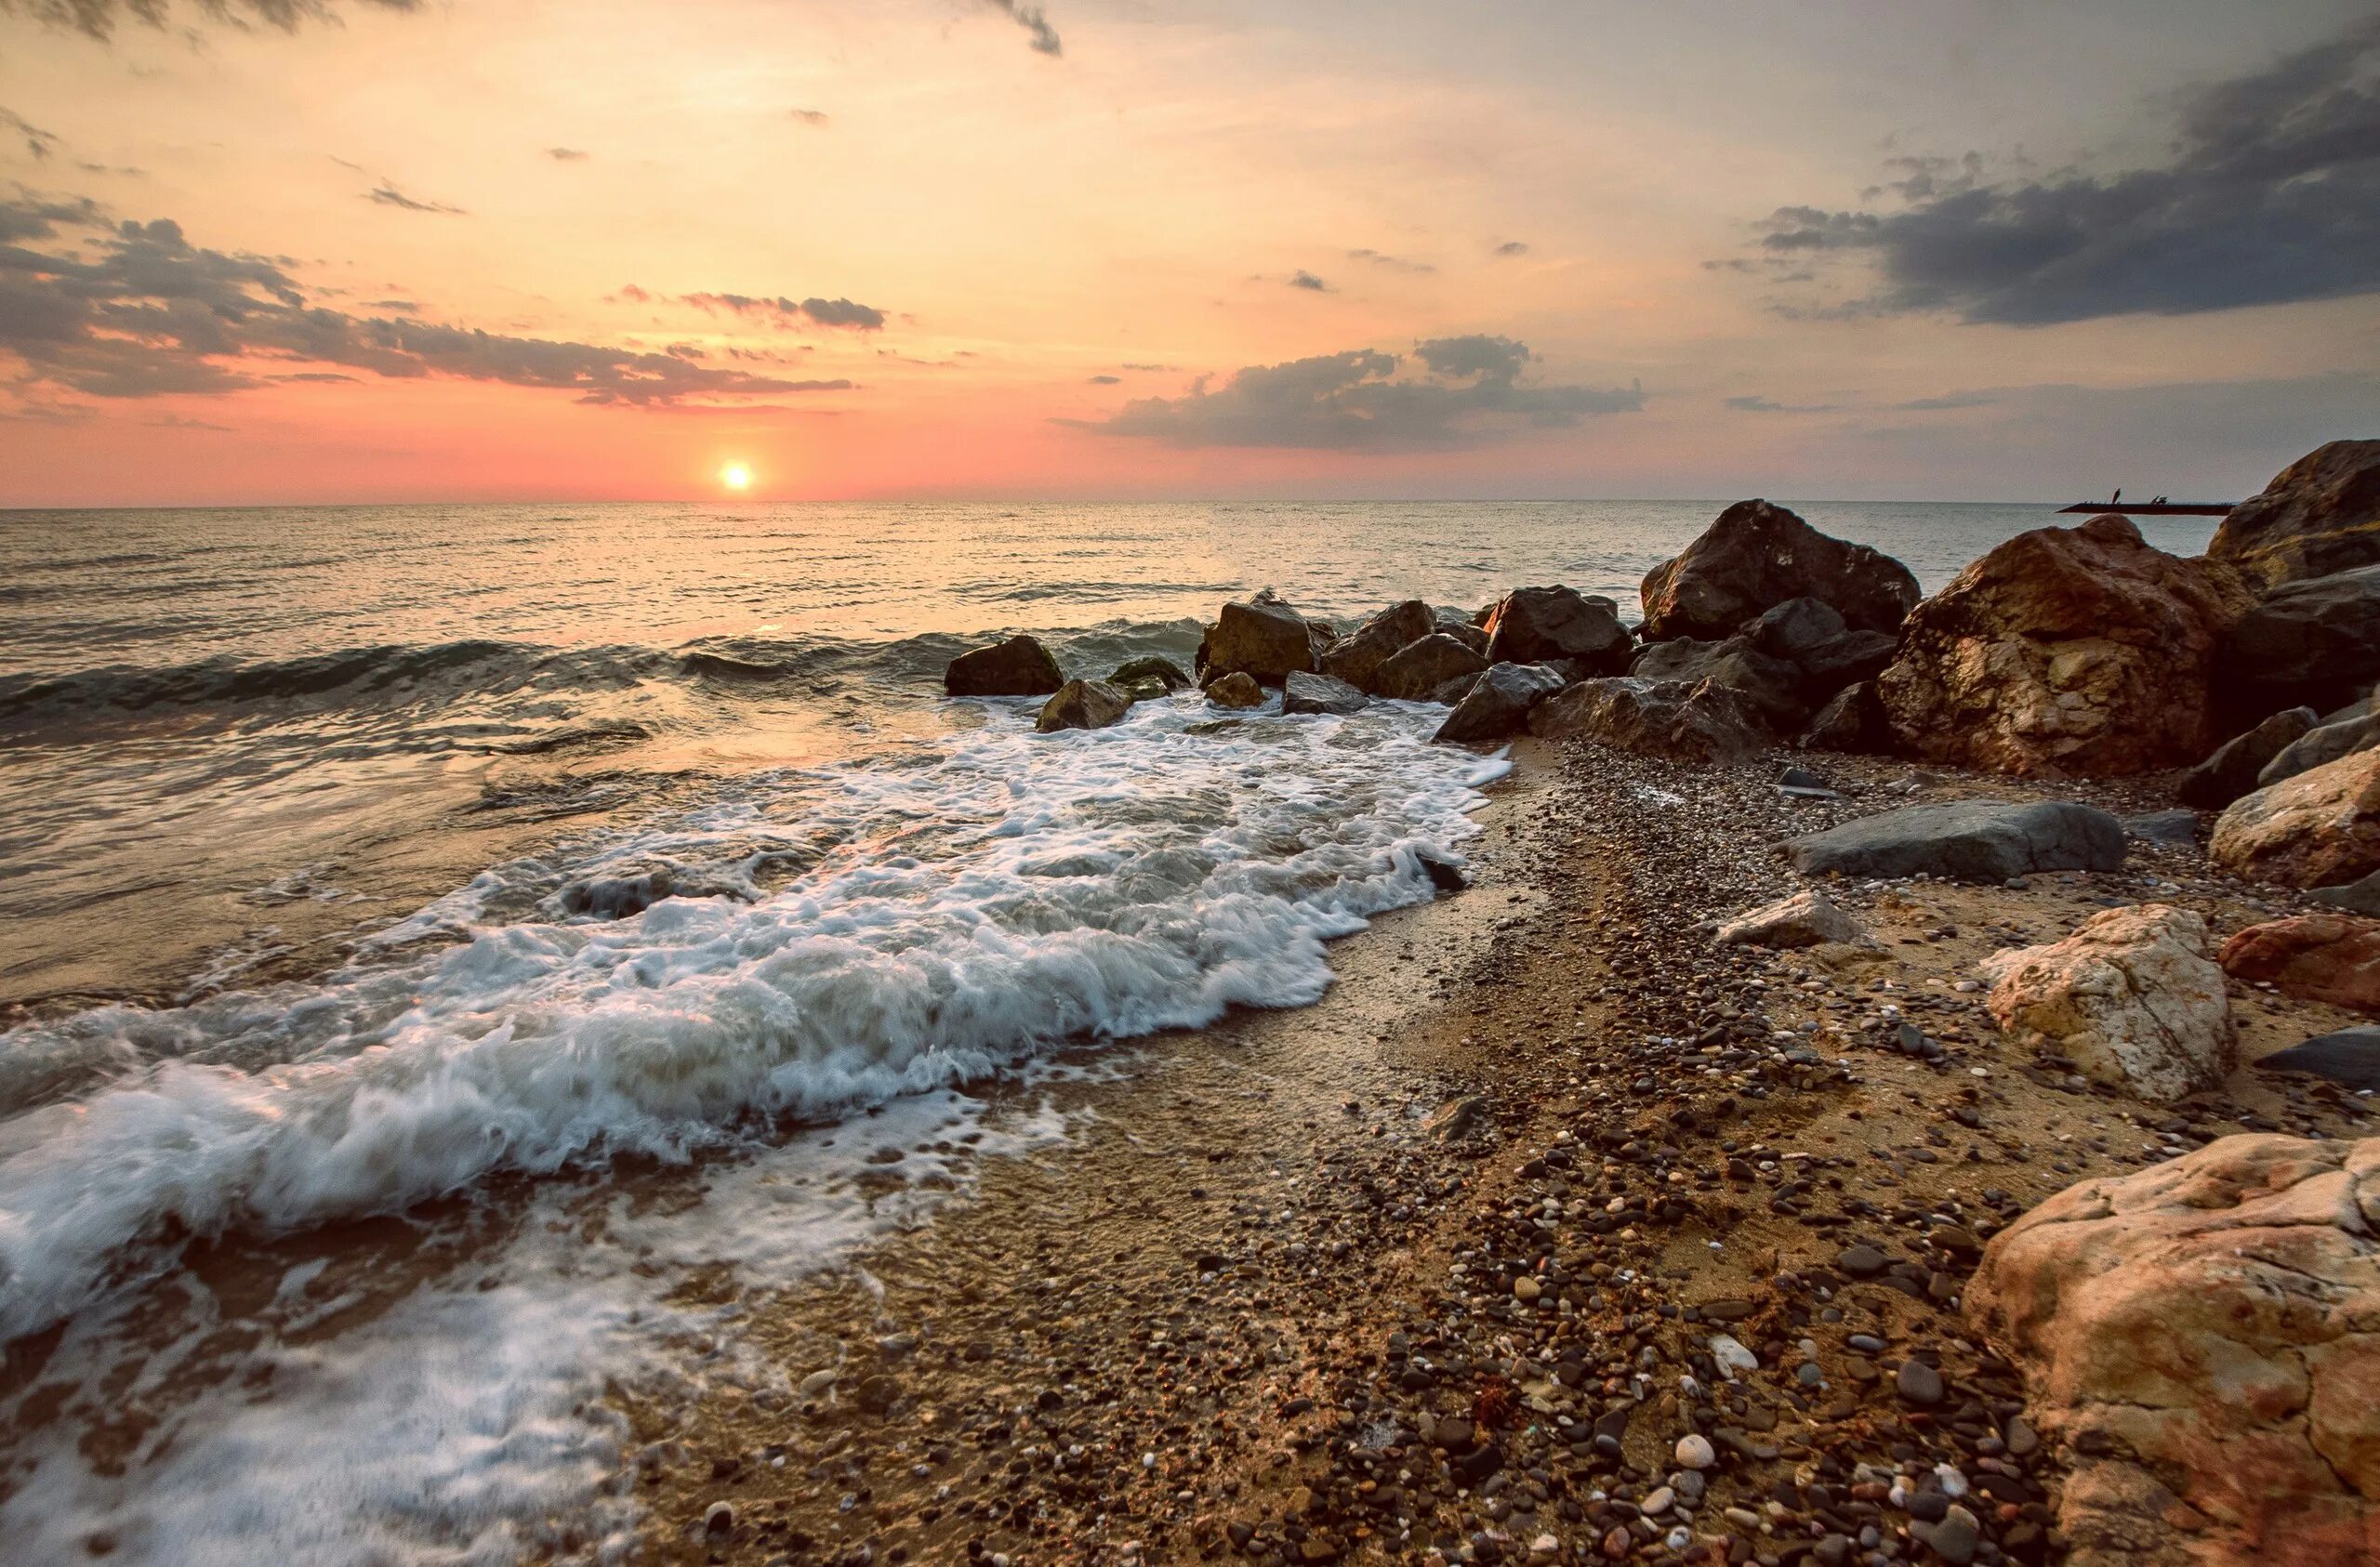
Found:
[1785,799,2126,883]
[1318,600,1436,693]
[1481,586,1633,675]
[1035,678,1134,733]
[1874,515,2254,778]
[1527,677,1767,765]
[945,635,1065,696]
[1964,1134,2380,1566]
[1629,636,1810,730]
[1374,634,1489,703]
[1977,905,2232,1100]
[2207,439,2380,588]
[2215,565,2380,723]
[1711,889,1868,949]
[1108,655,1191,697]
[2220,914,2380,1013]
[1433,662,1567,744]
[1639,499,1920,641]
[2178,706,2319,808]
[2211,747,2380,889]
[1280,671,1369,717]
[2260,711,2380,789]
[2261,1027,2380,1090]
[1204,671,1265,710]
[1197,589,1329,686]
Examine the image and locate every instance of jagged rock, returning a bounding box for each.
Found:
[2310,871,2380,917]
[1629,636,1810,730]
[1375,633,1490,702]
[1527,677,1768,765]
[1798,681,1892,754]
[1281,670,1369,717]
[2260,711,2380,789]
[1482,586,1633,675]
[1435,615,1490,656]
[1785,799,2125,882]
[2259,1027,2380,1090]
[2216,564,2380,723]
[1204,671,1266,710]
[1965,1134,2380,1564]
[1712,889,1869,948]
[2177,706,2319,808]
[1197,589,1328,686]
[1875,515,2254,778]
[2219,913,2380,1013]
[2211,747,2380,889]
[1318,600,1437,693]
[945,634,1064,696]
[1035,678,1135,733]
[1640,499,1920,641]
[1977,904,2232,1100]
[1743,596,1899,694]
[1434,662,1567,744]
[1108,655,1191,695]
[2207,439,2380,588]
[1430,671,1485,705]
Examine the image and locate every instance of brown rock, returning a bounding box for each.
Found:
[1318,600,1437,693]
[1035,678,1134,732]
[2208,439,2380,589]
[1527,676,1767,765]
[1482,586,1633,674]
[1966,1135,2380,1566]
[2211,747,2380,889]
[1374,633,1489,703]
[1204,671,1266,710]
[1875,514,2254,777]
[2219,913,2380,1013]
[1197,589,1328,686]
[945,634,1064,696]
[1639,499,1920,641]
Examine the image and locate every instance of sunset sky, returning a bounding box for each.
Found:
[0,0,2373,506]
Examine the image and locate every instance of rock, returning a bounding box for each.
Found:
[1374,633,1490,703]
[1318,600,1437,693]
[2178,706,2320,808]
[2216,564,2380,723]
[1629,636,1810,729]
[1205,671,1266,710]
[2258,1026,2380,1090]
[1108,654,1191,694]
[1895,1359,1945,1409]
[1741,595,1847,662]
[1712,889,1868,948]
[1837,1244,1887,1276]
[1924,1505,1979,1565]
[1799,680,1892,754]
[1482,586,1634,674]
[705,1501,735,1536]
[2219,913,2380,1012]
[2260,711,2380,789]
[1743,596,1898,693]
[854,1374,902,1415]
[1976,904,2232,1101]
[1281,670,1369,717]
[1435,610,1491,656]
[1673,1433,1715,1470]
[2122,810,2199,846]
[1435,662,1568,743]
[2211,746,2380,889]
[1035,678,1134,733]
[1527,677,1768,765]
[1785,799,2125,882]
[1874,514,2254,777]
[945,634,1064,696]
[1198,589,1328,686]
[1965,1133,2380,1565]
[2310,871,2380,917]
[2207,439,2380,588]
[1640,499,1921,641]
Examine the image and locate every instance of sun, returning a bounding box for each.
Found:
[720,462,754,493]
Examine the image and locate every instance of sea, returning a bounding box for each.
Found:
[0,499,2217,1563]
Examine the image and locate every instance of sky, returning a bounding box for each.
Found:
[0,0,2373,506]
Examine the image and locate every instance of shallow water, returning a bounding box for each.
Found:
[0,498,2214,1560]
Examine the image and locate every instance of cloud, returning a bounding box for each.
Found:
[981,0,1061,57]
[1753,19,2380,323]
[1724,393,1841,414]
[678,291,887,331]
[1118,362,1171,372]
[789,110,830,126]
[0,195,854,408]
[4,0,421,40]
[1349,248,1435,275]
[2,109,58,162]
[1074,334,1642,451]
[1087,374,1119,384]
[1492,241,1528,257]
[1286,270,1331,292]
[365,181,463,215]
[546,148,588,162]
[1895,391,2000,412]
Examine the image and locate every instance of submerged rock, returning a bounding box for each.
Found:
[1527,676,1767,765]
[1108,654,1192,696]
[1785,799,2125,882]
[2219,913,2380,1013]
[1639,499,1920,641]
[1203,671,1266,710]
[2211,746,2380,889]
[1977,904,2232,1100]
[2207,438,2380,588]
[2177,705,2318,808]
[1434,661,1567,744]
[945,634,1064,696]
[1281,670,1369,717]
[1318,599,1436,693]
[1036,678,1135,733]
[1374,633,1489,703]
[1482,586,1633,674]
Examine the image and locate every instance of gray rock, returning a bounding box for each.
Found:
[1435,662,1568,744]
[1630,635,1810,730]
[1895,1359,1945,1408]
[2307,870,2380,916]
[1786,799,2126,882]
[2257,711,2380,788]
[1282,670,1369,716]
[2123,810,2201,846]
[2177,706,2319,808]
[1924,1505,1979,1565]
[1036,678,1135,733]
[945,634,1064,697]
[2217,562,2380,723]
[1528,676,1769,765]
[2256,1025,2380,1091]
[1483,586,1634,675]
[1375,633,1490,702]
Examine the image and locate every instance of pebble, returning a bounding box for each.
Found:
[703,1501,734,1536]
[1674,1433,1715,1470]
[1896,1359,1946,1408]
[1513,1275,1541,1302]
[1927,1504,1981,1565]
[1641,1485,1674,1516]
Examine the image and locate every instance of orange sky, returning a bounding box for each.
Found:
[0,0,2373,506]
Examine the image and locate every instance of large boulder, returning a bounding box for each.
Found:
[1629,636,1810,730]
[1964,1134,2380,1565]
[1035,678,1134,733]
[1874,515,2254,778]
[2177,706,2320,808]
[1197,589,1328,686]
[1977,904,2233,1100]
[2260,1027,2380,1090]
[1281,670,1368,717]
[1639,499,1920,641]
[1318,600,1437,693]
[1527,677,1767,765]
[2211,747,2380,889]
[1482,586,1633,675]
[2219,913,2380,1013]
[1434,662,1567,744]
[2260,711,2380,789]
[1742,596,1899,695]
[1786,798,2125,883]
[1711,889,1869,949]
[2207,439,2380,589]
[2215,565,2380,723]
[1374,633,1489,703]
[945,634,1064,696]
